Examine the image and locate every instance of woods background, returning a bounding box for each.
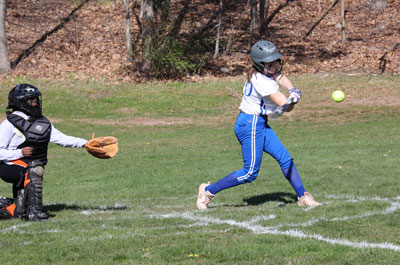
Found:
[0,0,399,82]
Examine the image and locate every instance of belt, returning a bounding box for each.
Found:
[239,111,268,118]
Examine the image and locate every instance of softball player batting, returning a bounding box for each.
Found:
[196,40,320,210]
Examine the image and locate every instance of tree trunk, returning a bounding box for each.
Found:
[213,0,223,59]
[140,0,155,73]
[123,0,133,62]
[168,0,189,38]
[341,0,346,42]
[0,0,10,73]
[249,0,259,47]
[259,0,269,36]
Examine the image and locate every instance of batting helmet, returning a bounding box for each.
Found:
[251,40,282,73]
[7,84,43,117]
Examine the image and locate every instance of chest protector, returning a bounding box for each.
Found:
[7,113,52,165]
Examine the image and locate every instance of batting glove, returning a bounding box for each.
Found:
[288,88,302,105]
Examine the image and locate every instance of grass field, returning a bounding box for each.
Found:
[0,74,399,265]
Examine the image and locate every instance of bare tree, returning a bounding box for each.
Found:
[123,0,132,62]
[249,0,259,46]
[168,0,189,38]
[140,0,155,73]
[300,0,339,39]
[213,0,223,59]
[340,0,346,42]
[0,0,10,73]
[259,0,270,36]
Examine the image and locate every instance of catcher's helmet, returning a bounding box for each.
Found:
[251,40,282,72]
[7,84,43,117]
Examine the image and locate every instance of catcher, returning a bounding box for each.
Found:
[0,84,118,221]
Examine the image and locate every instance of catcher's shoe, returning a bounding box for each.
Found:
[0,197,14,208]
[297,192,320,207]
[26,207,49,222]
[0,206,14,220]
[196,182,215,210]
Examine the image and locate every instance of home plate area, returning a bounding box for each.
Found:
[158,194,400,252]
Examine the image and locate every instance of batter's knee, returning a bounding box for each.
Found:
[279,157,293,170]
[237,168,259,184]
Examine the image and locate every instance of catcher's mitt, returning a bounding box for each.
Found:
[85,134,118,159]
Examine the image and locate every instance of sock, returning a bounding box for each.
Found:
[206,171,242,195]
[281,162,306,197]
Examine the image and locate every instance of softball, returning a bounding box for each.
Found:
[332,90,345,102]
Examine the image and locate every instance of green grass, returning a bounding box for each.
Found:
[0,74,399,264]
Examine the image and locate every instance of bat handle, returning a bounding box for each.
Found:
[287,97,295,105]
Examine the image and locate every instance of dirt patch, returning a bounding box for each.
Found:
[113,107,137,114]
[76,110,238,127]
[77,117,195,126]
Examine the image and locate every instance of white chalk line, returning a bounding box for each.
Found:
[158,194,400,252]
[0,222,31,233]
[269,197,400,229]
[2,194,399,252]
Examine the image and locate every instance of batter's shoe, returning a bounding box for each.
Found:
[297,192,320,207]
[196,182,215,210]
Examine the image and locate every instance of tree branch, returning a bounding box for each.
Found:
[300,0,338,40]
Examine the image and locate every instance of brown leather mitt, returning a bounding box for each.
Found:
[85,134,118,159]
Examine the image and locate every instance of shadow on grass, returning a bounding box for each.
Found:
[214,192,297,209]
[43,203,128,218]
[243,192,297,206]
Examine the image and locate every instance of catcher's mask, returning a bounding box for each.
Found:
[251,40,283,75]
[7,84,43,117]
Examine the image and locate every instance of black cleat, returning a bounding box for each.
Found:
[26,208,49,222]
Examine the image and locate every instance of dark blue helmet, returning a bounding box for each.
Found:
[7,84,42,117]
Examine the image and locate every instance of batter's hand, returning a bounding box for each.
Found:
[22,147,33,157]
[288,88,302,105]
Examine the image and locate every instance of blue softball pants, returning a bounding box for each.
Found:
[206,113,306,197]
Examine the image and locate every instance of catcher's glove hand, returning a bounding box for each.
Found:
[85,133,118,159]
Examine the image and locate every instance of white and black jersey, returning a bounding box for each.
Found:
[0,111,87,164]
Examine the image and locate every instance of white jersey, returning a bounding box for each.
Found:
[239,72,280,115]
[0,111,87,162]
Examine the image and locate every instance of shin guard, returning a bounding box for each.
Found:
[14,189,26,217]
[25,161,48,221]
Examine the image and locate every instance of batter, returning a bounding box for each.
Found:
[196,40,320,210]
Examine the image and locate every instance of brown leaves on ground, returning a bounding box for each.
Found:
[2,0,400,82]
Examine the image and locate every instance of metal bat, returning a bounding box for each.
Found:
[270,97,295,120]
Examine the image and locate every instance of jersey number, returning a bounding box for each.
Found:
[244,82,253,97]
